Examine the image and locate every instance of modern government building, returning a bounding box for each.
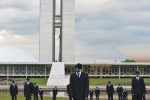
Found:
[1,0,150,80]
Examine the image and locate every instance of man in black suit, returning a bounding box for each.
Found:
[90,88,93,100]
[95,87,100,100]
[122,89,128,100]
[53,86,58,100]
[33,83,39,100]
[117,84,123,100]
[132,71,145,100]
[10,80,18,100]
[67,84,71,100]
[39,88,43,100]
[106,81,114,100]
[70,63,89,100]
[24,77,34,100]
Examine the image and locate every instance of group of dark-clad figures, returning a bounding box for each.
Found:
[9,63,146,100]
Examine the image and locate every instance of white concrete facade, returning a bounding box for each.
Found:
[62,0,75,62]
[39,0,53,62]
[47,62,69,86]
[39,0,75,62]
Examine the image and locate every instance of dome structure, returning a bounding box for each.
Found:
[117,44,150,62]
[0,46,38,62]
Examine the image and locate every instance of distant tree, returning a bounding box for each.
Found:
[122,59,136,62]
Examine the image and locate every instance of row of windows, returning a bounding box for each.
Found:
[0,65,51,75]
[65,65,150,75]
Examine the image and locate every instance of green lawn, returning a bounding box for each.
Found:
[89,78,150,85]
[13,78,47,85]
[12,78,150,85]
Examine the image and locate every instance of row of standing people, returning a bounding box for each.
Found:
[10,78,58,100]
[10,78,44,100]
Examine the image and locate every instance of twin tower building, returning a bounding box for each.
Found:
[39,0,75,62]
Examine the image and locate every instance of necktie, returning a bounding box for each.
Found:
[77,74,80,80]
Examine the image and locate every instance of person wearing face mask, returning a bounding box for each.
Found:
[53,86,58,100]
[95,87,100,100]
[106,81,114,100]
[122,89,128,100]
[39,88,43,100]
[132,71,145,100]
[24,77,34,100]
[10,80,18,100]
[70,63,89,100]
[90,88,93,100]
[117,84,123,100]
[33,83,39,100]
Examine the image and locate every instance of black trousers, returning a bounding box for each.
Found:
[108,94,113,100]
[26,95,31,100]
[118,95,122,100]
[135,94,142,100]
[11,95,17,100]
[40,95,43,100]
[53,95,56,100]
[132,95,135,100]
[68,96,72,100]
[34,94,38,100]
[123,96,126,100]
[96,95,99,100]
[90,96,93,100]
[143,95,145,100]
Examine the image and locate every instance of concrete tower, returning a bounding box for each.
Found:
[39,0,75,62]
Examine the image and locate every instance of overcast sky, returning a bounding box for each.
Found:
[0,0,150,63]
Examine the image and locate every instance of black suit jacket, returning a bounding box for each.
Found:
[144,83,146,94]
[106,85,114,94]
[39,90,43,96]
[70,72,89,100]
[10,84,18,95]
[95,88,100,96]
[33,85,39,95]
[123,91,128,97]
[53,88,58,96]
[67,84,70,96]
[24,82,34,96]
[132,77,145,95]
[117,87,123,95]
[90,90,93,97]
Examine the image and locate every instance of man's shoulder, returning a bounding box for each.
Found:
[81,72,88,76]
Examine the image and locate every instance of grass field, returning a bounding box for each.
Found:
[12,78,150,85]
[89,78,150,85]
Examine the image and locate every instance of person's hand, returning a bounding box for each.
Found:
[85,97,87,100]
[72,98,73,100]
[133,93,134,95]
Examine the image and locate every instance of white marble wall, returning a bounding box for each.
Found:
[62,0,75,62]
[39,0,53,62]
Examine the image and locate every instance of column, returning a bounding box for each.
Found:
[101,66,102,79]
[7,65,9,85]
[13,65,14,76]
[119,66,120,79]
[26,65,27,78]
[45,65,46,78]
